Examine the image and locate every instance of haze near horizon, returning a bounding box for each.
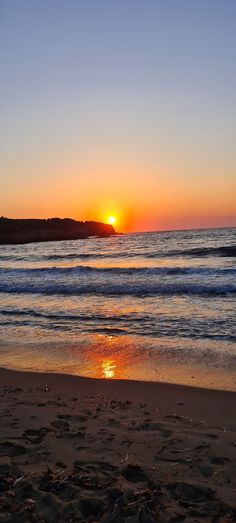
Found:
[1,1,235,232]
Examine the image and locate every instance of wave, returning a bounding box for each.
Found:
[160,245,236,258]
[30,245,236,259]
[0,281,235,297]
[0,244,235,262]
[0,308,144,323]
[42,253,90,260]
[0,307,235,343]
[0,265,235,276]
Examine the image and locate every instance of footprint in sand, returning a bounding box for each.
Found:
[0,441,26,456]
[23,428,46,444]
[121,464,149,483]
[51,420,70,431]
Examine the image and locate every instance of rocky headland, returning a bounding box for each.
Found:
[0,218,116,245]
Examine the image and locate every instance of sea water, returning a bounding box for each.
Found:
[0,228,235,389]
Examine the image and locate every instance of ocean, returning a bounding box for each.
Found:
[0,228,235,390]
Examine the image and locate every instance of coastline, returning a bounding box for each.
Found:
[0,367,235,521]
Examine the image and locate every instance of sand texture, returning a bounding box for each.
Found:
[0,368,235,522]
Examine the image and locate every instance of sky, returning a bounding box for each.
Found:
[0,0,235,232]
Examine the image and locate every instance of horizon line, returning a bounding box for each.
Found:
[1,216,235,235]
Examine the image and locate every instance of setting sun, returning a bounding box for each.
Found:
[108,216,116,225]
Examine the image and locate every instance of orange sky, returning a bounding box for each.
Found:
[1,149,235,232]
[1,2,236,232]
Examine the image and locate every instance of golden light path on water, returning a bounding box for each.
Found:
[102,360,117,379]
[0,332,235,391]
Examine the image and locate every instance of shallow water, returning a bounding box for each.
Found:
[0,228,235,389]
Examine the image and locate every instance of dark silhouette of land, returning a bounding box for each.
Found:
[0,217,116,245]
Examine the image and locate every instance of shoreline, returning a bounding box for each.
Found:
[1,365,236,427]
[1,365,236,425]
[1,364,236,396]
[1,334,235,393]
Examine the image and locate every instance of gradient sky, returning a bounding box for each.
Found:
[1,0,235,232]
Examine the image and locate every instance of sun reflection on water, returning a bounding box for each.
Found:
[102,359,117,379]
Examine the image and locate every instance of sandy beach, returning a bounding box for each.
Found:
[0,368,235,522]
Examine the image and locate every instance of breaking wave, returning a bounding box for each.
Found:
[0,281,235,297]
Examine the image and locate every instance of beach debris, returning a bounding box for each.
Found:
[13,475,26,487]
[0,460,235,522]
[5,490,15,497]
[44,385,49,392]
[110,399,132,410]
[24,498,36,506]
[57,475,69,487]
[111,487,160,522]
[39,464,113,494]
[120,451,129,464]
[54,471,65,480]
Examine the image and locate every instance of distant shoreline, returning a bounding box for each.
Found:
[131,225,236,235]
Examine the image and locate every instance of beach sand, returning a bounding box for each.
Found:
[0,367,235,522]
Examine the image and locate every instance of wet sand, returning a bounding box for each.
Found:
[0,367,236,522]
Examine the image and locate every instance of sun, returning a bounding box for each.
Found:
[107,216,116,225]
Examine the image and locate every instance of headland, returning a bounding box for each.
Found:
[0,217,115,245]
